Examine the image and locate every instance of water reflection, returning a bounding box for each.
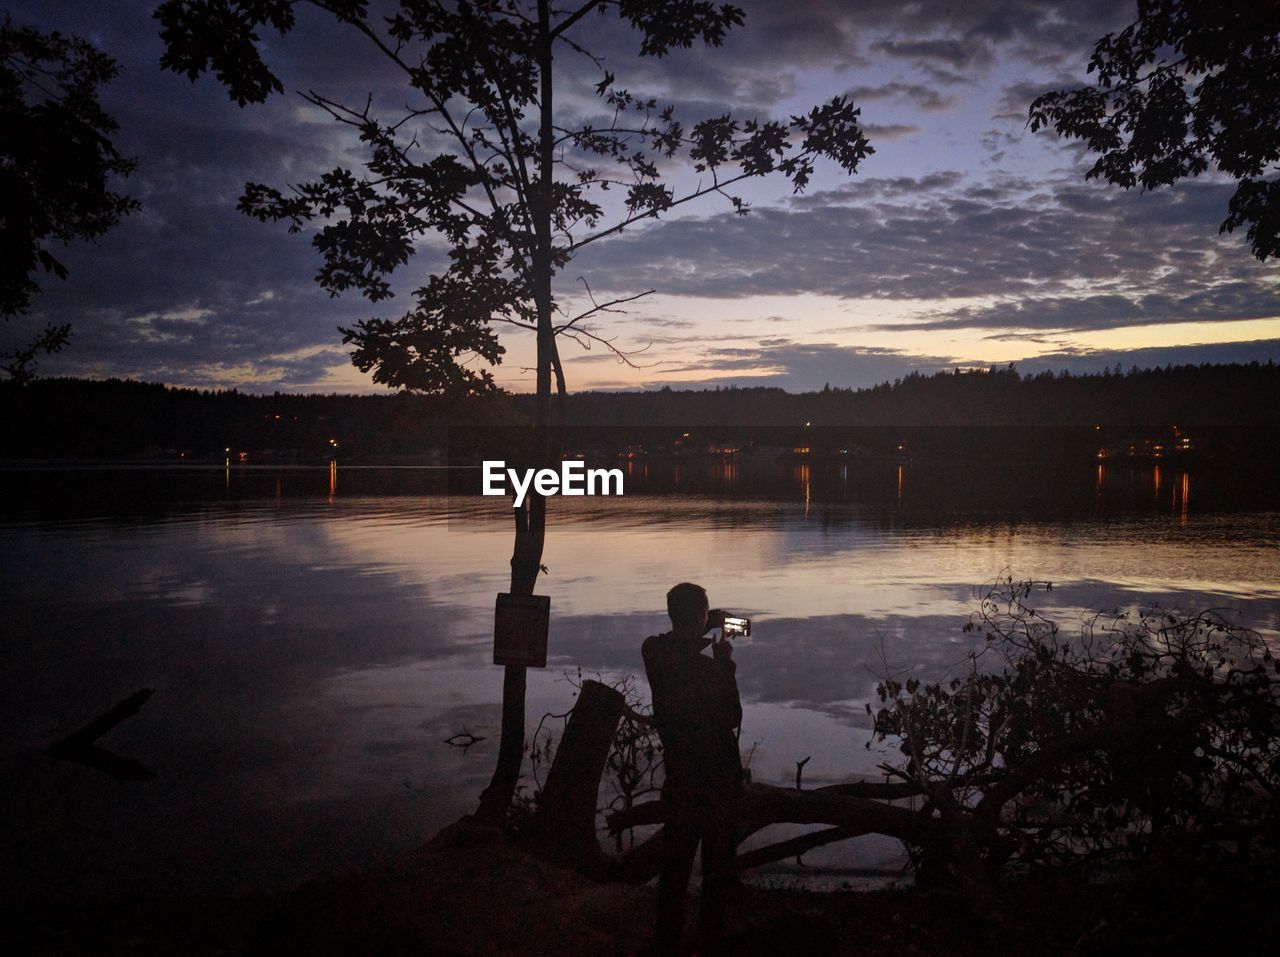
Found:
[794,463,811,517]
[9,453,1275,528]
[0,465,1277,903]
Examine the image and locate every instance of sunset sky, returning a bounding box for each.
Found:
[9,0,1279,394]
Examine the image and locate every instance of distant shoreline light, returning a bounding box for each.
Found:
[482,460,624,508]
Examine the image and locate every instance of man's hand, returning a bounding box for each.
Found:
[711,635,733,663]
[705,608,728,634]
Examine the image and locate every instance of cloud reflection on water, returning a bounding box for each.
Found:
[1,469,1277,903]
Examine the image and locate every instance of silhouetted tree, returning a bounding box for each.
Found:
[1030,1,1280,260]
[0,16,138,381]
[866,579,1280,883]
[156,0,871,820]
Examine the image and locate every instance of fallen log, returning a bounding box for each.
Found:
[610,783,942,845]
[817,779,924,800]
[735,825,857,871]
[608,797,666,831]
[47,689,153,753]
[607,781,946,881]
[47,745,154,782]
[45,689,155,782]
[741,783,944,845]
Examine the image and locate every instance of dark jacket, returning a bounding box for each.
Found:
[642,633,743,796]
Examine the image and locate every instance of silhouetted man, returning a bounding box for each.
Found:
[643,582,743,955]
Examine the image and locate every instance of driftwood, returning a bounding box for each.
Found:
[525,679,948,882]
[607,781,932,835]
[604,780,944,880]
[45,688,155,781]
[532,685,1141,886]
[522,690,1169,887]
[735,826,857,871]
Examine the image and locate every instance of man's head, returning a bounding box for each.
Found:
[667,582,709,633]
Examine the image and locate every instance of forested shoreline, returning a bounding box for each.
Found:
[4,361,1279,461]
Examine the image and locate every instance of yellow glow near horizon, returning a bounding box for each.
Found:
[169,298,1278,394]
[1061,316,1280,353]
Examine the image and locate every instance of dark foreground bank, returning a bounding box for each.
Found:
[8,818,1278,957]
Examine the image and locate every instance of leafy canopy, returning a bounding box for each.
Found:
[1029,0,1280,260]
[0,16,138,381]
[156,0,871,395]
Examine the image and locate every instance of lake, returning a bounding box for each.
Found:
[2,459,1278,906]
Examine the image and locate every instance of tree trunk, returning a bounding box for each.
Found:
[533,680,624,869]
[475,0,558,825]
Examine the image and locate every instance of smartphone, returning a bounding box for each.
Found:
[722,616,751,638]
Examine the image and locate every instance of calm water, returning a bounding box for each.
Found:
[2,462,1278,905]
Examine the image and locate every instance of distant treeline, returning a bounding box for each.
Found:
[557,361,1280,429]
[3,361,1278,460]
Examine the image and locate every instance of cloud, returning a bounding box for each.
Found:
[870,38,992,71]
[574,176,1277,337]
[4,0,1246,396]
[638,317,696,329]
[846,81,957,112]
[1011,338,1280,377]
[861,122,922,141]
[788,171,965,207]
[646,341,956,392]
[994,77,1083,120]
[895,284,1279,334]
[626,337,1280,393]
[978,128,1022,158]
